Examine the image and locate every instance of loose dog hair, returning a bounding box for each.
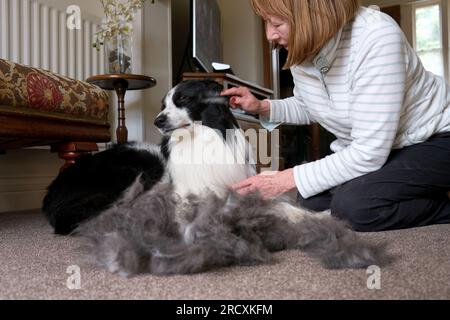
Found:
[43,79,385,277]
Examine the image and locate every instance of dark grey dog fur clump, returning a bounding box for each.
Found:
[76,179,383,277]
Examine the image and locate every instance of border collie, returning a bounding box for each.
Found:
[43,79,383,276]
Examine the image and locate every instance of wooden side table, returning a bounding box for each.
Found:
[86,74,156,144]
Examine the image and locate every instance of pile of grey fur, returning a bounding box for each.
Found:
[75,178,384,277]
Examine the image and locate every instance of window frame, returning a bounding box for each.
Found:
[412,0,450,82]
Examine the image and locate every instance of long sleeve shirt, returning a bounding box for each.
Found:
[266,6,450,198]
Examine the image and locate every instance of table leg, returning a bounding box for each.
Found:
[51,142,99,172]
[114,79,128,144]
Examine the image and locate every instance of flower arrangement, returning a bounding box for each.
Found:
[93,0,154,73]
[93,0,153,50]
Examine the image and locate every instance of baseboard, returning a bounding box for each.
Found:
[0,175,54,213]
[0,189,47,213]
[0,148,62,213]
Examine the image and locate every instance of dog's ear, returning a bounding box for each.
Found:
[199,80,229,106]
[202,79,223,94]
[200,79,239,138]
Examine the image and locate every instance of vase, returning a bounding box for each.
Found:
[105,32,133,74]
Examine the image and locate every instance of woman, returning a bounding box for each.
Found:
[221,0,450,231]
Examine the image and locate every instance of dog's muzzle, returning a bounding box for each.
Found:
[154,114,168,129]
[154,114,190,134]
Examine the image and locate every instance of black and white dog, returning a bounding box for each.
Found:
[43,79,383,276]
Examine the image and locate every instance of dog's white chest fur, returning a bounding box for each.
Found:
[167,124,255,198]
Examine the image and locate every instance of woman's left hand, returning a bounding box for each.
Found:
[232,168,297,198]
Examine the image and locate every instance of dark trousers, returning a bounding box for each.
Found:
[298,132,450,232]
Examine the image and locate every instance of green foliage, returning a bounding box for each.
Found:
[415,4,441,51]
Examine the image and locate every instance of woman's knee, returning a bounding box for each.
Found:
[298,191,332,212]
[330,187,382,232]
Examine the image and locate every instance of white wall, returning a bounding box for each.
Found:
[0,150,64,212]
[218,0,265,87]
[143,0,172,143]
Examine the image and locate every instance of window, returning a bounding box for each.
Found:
[412,0,450,81]
[415,4,443,75]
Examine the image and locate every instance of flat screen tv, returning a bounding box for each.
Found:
[192,0,222,73]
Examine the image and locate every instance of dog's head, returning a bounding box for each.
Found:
[155,79,256,198]
[154,79,239,138]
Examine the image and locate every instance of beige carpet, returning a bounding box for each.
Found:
[0,210,449,300]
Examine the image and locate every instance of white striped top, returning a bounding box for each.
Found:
[266,6,450,198]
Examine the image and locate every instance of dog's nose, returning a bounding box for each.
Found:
[154,114,167,128]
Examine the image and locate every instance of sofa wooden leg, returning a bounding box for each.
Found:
[51,142,99,172]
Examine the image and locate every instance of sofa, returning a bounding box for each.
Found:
[0,59,111,170]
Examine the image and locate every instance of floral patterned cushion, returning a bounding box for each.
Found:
[0,59,109,122]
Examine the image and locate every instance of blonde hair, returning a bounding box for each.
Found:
[251,0,360,68]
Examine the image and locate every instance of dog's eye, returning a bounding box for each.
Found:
[177,95,191,104]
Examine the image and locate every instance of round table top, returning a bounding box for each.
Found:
[86,74,157,91]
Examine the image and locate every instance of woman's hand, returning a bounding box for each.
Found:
[221,86,270,117]
[232,168,297,199]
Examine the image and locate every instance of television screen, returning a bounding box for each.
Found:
[192,0,222,73]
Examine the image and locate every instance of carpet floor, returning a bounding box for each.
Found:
[0,210,449,300]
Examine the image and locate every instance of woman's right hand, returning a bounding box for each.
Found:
[221,86,270,117]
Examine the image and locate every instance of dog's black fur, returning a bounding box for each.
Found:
[42,143,166,235]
